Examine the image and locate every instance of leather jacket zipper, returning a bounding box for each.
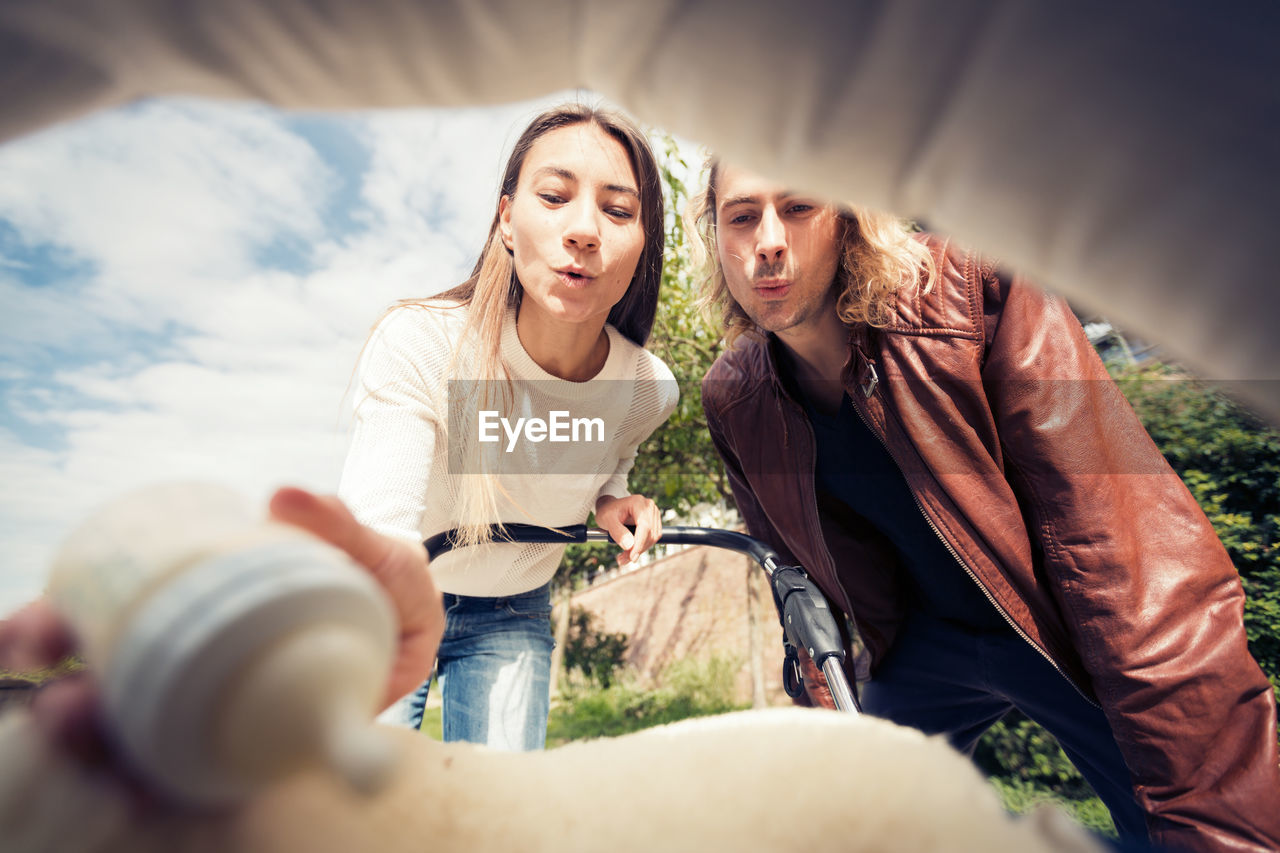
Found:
[848,351,1100,709]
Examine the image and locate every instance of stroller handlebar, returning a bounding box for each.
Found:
[424,524,784,573]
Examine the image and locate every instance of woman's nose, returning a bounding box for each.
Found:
[563,202,601,251]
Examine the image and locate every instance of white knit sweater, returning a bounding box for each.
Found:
[339,302,678,596]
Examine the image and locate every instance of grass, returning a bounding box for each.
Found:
[991,778,1116,837]
[547,656,748,747]
[419,706,443,740]
[405,674,444,739]
[0,657,84,684]
[408,657,749,747]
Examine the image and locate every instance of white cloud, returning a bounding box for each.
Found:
[0,101,329,278]
[0,93,577,613]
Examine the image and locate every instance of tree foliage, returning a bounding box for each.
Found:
[626,134,727,514]
[974,710,1104,811]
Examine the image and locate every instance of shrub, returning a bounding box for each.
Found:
[563,606,630,689]
[989,777,1116,837]
[547,656,747,747]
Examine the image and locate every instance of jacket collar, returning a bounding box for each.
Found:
[760,322,872,400]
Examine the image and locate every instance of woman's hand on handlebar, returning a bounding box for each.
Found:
[594,494,663,567]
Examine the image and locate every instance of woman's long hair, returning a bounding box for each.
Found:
[685,158,935,345]
[384,103,665,549]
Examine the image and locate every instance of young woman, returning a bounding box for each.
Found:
[338,103,678,750]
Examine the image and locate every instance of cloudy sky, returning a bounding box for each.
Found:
[0,91,649,613]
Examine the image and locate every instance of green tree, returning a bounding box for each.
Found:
[627,133,727,515]
[563,606,630,689]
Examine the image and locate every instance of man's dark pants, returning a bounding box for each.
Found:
[860,611,1150,845]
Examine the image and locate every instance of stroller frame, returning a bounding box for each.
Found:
[424,524,861,714]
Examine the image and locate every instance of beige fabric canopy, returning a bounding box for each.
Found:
[3,0,1276,418]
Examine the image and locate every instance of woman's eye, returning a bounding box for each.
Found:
[730,214,756,225]
[606,207,635,219]
[538,192,566,204]
[788,204,814,215]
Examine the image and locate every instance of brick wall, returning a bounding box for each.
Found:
[562,543,794,707]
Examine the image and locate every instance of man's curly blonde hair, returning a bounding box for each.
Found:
[685,158,935,344]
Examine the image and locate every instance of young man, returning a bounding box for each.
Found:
[693,161,1280,853]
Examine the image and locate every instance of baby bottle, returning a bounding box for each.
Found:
[46,482,398,805]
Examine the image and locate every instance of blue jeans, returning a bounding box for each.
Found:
[861,611,1150,848]
[381,581,554,751]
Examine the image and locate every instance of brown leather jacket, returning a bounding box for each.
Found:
[701,237,1280,852]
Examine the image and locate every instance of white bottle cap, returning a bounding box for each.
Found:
[102,536,397,804]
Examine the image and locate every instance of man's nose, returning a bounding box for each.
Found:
[756,206,786,262]
[564,201,601,251]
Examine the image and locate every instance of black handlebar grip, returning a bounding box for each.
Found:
[771,566,845,669]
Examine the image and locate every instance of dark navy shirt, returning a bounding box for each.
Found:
[799,390,1011,632]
